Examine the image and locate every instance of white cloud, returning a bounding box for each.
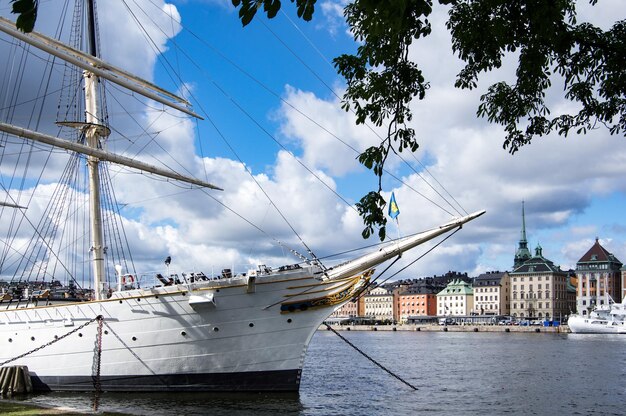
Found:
[98,0,182,79]
[277,85,383,176]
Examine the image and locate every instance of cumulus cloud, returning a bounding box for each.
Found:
[276,85,383,176]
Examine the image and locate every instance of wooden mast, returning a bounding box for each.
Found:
[84,0,106,300]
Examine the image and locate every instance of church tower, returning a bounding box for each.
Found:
[513,201,532,269]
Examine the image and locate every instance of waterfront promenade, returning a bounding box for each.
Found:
[322,323,570,333]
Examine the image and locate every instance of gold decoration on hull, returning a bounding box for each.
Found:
[280,270,373,314]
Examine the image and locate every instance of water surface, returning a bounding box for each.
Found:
[22,331,626,415]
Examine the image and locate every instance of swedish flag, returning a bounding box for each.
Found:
[388,192,400,219]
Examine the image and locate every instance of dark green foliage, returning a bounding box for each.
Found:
[448,0,625,153]
[231,0,317,26]
[356,191,387,240]
[11,0,37,33]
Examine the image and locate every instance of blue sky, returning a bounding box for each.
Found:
[1,0,625,281]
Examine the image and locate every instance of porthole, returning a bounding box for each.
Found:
[213,327,219,332]
[104,331,108,335]
[119,300,123,304]
[54,335,59,339]
[181,292,186,297]
[181,331,187,336]
[249,323,254,327]
[287,319,292,323]
[132,336,137,341]
[78,333,83,337]
[31,336,35,341]
[8,338,12,343]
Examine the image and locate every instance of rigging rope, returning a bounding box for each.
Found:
[371,227,462,290]
[131,1,463,258]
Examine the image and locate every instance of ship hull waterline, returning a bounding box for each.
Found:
[0,268,364,392]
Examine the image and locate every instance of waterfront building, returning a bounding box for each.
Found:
[363,286,394,322]
[328,295,363,320]
[472,271,510,316]
[509,245,571,320]
[575,238,623,315]
[437,279,474,316]
[396,283,438,323]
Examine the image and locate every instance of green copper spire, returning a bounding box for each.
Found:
[521,200,527,243]
[514,201,532,269]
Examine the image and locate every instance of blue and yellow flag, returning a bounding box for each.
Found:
[388,192,400,219]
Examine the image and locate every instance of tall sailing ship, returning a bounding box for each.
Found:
[0,1,484,391]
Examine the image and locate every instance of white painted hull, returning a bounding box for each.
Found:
[567,315,626,334]
[0,267,363,391]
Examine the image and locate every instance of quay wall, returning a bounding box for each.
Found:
[321,324,570,333]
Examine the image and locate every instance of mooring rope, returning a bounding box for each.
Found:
[324,323,418,391]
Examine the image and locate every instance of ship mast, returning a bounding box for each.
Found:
[0,4,219,297]
[84,0,107,300]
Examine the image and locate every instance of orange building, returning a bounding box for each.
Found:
[395,285,438,323]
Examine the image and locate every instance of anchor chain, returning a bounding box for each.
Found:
[92,315,104,411]
[324,323,418,391]
[0,315,103,367]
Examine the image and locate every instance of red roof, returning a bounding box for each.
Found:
[578,238,616,263]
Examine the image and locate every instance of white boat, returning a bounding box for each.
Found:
[0,2,484,392]
[568,300,626,334]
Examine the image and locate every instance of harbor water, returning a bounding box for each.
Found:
[16,330,626,415]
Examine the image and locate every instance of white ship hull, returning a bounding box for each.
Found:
[0,267,364,392]
[568,315,626,334]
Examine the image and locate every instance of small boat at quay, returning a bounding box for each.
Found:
[568,299,626,334]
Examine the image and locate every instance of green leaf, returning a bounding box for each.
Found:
[11,0,38,33]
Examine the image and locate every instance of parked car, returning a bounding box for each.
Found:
[498,318,515,325]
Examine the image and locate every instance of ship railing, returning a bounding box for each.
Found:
[115,265,264,291]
